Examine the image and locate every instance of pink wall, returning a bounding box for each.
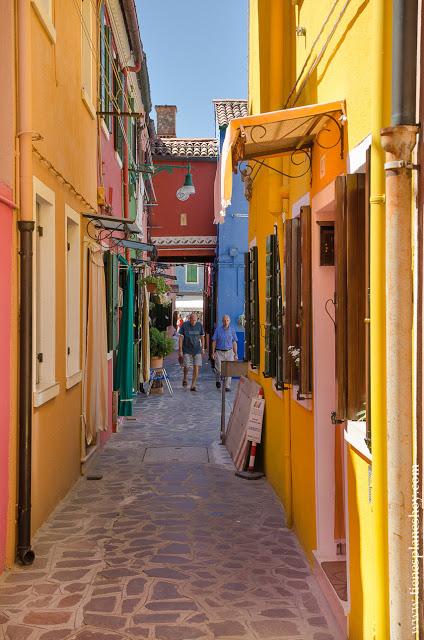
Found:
[0,184,14,571]
[100,127,123,217]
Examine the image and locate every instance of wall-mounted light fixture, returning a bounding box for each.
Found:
[135,162,196,202]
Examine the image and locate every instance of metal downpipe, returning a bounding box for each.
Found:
[382,1,419,635]
[17,0,35,565]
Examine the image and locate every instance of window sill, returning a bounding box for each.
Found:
[33,381,60,408]
[115,152,123,169]
[66,370,82,390]
[100,118,110,140]
[345,420,372,462]
[292,385,313,411]
[81,88,96,120]
[31,0,56,43]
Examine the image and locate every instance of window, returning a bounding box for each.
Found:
[264,229,285,387]
[99,4,113,131]
[81,0,94,114]
[66,207,81,386]
[244,246,260,367]
[180,213,187,226]
[186,264,198,284]
[282,208,312,398]
[299,206,312,398]
[33,178,57,405]
[113,67,125,159]
[334,173,367,422]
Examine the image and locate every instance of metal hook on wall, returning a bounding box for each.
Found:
[325,297,336,327]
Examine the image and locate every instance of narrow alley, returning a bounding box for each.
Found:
[0,356,340,640]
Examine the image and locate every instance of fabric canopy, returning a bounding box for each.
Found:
[114,256,135,416]
[219,100,345,216]
[83,244,108,445]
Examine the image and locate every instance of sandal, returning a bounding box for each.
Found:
[190,386,197,392]
[182,380,188,387]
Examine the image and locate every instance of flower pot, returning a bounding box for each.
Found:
[146,283,157,293]
[151,356,163,369]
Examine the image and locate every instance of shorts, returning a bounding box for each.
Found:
[183,353,202,367]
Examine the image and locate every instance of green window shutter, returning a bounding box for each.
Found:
[99,5,106,112]
[105,252,119,351]
[186,264,198,283]
[244,252,251,361]
[104,25,112,131]
[114,70,124,159]
[250,246,260,368]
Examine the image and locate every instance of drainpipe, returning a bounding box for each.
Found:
[17,0,35,565]
[370,0,389,635]
[380,1,419,636]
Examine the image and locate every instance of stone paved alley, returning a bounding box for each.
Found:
[0,356,341,640]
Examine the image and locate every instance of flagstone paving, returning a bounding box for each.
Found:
[0,354,342,640]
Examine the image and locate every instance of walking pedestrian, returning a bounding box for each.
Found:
[211,315,238,391]
[178,312,205,391]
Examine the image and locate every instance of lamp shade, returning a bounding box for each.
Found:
[182,171,195,195]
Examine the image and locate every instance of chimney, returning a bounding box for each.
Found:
[155,105,177,138]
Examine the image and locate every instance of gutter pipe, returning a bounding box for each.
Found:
[17,0,35,565]
[381,1,419,636]
[370,0,389,635]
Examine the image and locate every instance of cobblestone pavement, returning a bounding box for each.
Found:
[0,354,342,640]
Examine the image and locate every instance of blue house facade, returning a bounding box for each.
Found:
[213,100,248,358]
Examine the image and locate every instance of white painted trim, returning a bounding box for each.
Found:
[115,151,123,169]
[107,351,113,361]
[31,0,56,43]
[347,134,371,174]
[248,236,257,249]
[100,118,110,140]
[66,370,83,390]
[291,192,310,219]
[33,176,56,394]
[65,205,81,380]
[33,382,60,408]
[345,420,372,462]
[81,88,96,120]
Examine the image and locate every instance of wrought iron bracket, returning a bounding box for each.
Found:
[331,411,344,425]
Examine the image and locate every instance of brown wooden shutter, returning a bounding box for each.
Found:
[283,219,293,384]
[275,228,285,389]
[244,252,251,362]
[291,217,301,386]
[264,234,277,377]
[335,173,366,420]
[299,206,312,397]
[365,149,371,448]
[250,246,260,368]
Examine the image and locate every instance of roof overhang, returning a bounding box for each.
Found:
[219,100,346,215]
[120,239,155,252]
[83,212,142,235]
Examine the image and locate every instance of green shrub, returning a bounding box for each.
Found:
[140,275,171,295]
[149,327,174,358]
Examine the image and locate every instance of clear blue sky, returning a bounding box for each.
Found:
[136,0,248,138]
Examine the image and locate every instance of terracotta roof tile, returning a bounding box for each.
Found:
[152,137,218,158]
[213,99,248,128]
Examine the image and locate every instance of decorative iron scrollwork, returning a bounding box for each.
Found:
[249,148,312,181]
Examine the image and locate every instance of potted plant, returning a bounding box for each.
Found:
[149,327,174,369]
[141,274,171,295]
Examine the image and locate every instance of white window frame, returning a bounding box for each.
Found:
[31,0,56,43]
[185,264,199,285]
[81,0,96,119]
[33,177,59,407]
[65,206,82,389]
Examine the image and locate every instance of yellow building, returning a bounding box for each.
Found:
[220,0,421,637]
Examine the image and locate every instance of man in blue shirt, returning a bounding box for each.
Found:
[211,315,238,391]
[178,313,205,391]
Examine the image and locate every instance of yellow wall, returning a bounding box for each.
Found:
[248,1,392,636]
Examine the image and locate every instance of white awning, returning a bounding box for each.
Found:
[175,298,204,311]
[219,100,346,214]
